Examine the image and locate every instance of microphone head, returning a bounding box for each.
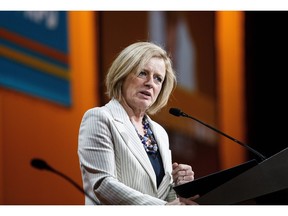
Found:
[31,158,53,171]
[169,108,182,117]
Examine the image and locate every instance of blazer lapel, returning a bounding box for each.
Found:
[105,99,157,187]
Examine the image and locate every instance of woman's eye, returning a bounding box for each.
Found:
[155,76,163,83]
[138,71,146,77]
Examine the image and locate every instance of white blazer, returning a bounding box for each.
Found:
[78,99,176,204]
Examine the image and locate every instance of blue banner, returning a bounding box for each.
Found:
[0,11,71,106]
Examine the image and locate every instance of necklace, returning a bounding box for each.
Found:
[134,116,158,154]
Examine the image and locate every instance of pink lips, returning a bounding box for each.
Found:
[140,90,151,96]
[139,90,152,99]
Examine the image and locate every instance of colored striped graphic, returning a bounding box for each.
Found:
[0,11,71,106]
[0,45,69,80]
[0,28,68,64]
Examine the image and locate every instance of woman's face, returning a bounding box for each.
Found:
[121,57,166,113]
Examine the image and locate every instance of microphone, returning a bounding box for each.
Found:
[31,158,98,204]
[169,108,266,161]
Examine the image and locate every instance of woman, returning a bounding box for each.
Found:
[78,41,198,205]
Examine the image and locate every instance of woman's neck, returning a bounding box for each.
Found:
[130,115,146,136]
[119,100,145,122]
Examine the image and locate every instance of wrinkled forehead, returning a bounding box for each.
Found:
[138,55,166,70]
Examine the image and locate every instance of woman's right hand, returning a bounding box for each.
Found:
[166,195,199,205]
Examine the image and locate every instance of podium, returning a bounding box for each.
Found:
[173,147,288,204]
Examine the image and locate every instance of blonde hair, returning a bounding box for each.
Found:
[105,41,177,114]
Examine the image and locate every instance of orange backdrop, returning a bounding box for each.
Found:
[0,11,244,204]
[0,11,98,204]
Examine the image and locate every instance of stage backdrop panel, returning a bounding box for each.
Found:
[0,11,71,106]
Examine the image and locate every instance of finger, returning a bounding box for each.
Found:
[176,175,183,184]
[173,172,185,183]
[185,169,194,176]
[177,164,192,171]
[176,174,195,185]
[182,169,195,180]
[172,167,190,177]
[176,175,188,185]
[183,175,194,182]
[171,164,181,175]
[179,197,199,205]
[190,194,200,200]
[173,165,192,176]
[172,162,179,169]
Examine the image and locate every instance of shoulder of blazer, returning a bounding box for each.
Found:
[103,99,130,124]
[81,99,120,124]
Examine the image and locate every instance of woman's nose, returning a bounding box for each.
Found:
[144,75,154,86]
